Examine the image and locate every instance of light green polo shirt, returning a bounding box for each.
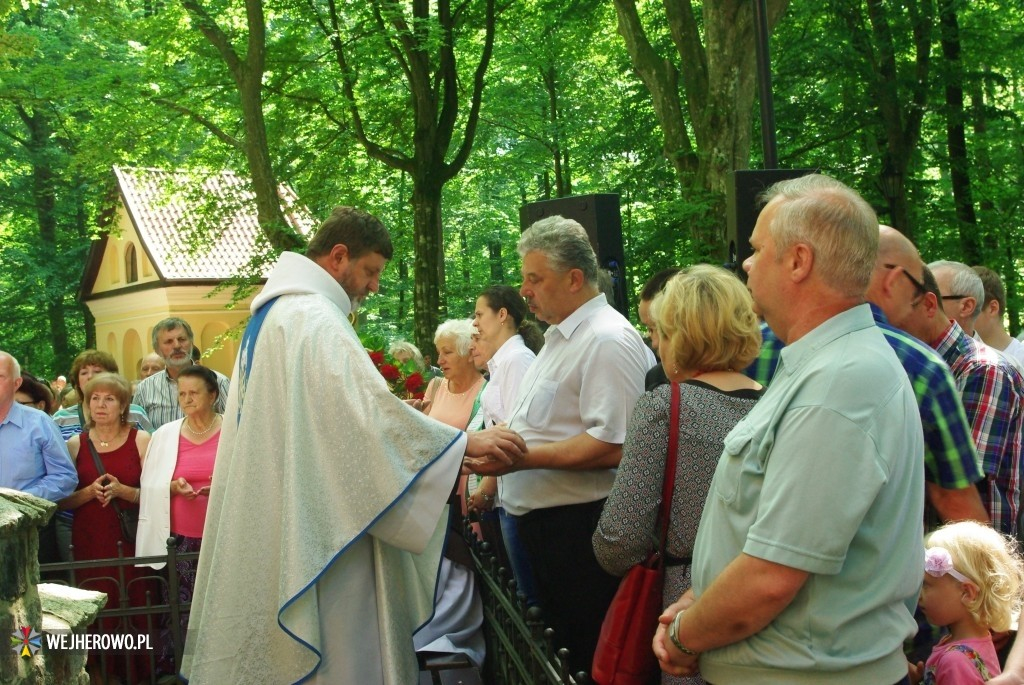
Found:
[692,304,925,684]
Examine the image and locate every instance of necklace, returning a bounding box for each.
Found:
[92,428,120,448]
[186,415,220,437]
[446,377,480,397]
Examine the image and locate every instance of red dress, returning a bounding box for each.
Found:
[72,429,153,680]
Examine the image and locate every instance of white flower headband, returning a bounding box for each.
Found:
[925,547,972,584]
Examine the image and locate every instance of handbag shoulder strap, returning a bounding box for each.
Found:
[656,382,682,554]
[85,435,106,477]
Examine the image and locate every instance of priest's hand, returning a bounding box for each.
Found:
[463,426,527,475]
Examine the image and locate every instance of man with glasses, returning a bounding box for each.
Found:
[864,229,988,526]
[747,227,988,526]
[931,260,985,334]
[901,265,1024,537]
[0,350,77,563]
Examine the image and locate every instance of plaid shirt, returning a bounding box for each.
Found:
[745,321,782,386]
[746,309,983,492]
[934,320,1024,535]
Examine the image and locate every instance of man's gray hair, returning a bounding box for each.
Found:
[761,174,879,298]
[517,215,599,286]
[151,318,195,351]
[434,319,477,357]
[0,351,20,378]
[929,260,985,322]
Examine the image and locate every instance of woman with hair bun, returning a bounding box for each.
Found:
[471,284,544,606]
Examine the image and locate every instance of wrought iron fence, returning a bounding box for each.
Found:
[39,527,588,685]
[40,538,195,684]
[470,536,589,685]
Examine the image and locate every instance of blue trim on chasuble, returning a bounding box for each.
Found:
[237,296,280,424]
[279,431,465,684]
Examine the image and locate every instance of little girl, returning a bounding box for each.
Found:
[910,520,1024,684]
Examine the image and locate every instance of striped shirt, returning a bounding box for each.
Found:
[934,320,1024,535]
[747,307,983,493]
[53,404,154,440]
[132,367,230,429]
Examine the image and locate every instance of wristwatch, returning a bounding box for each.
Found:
[669,610,699,656]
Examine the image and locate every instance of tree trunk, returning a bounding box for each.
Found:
[323,0,495,345]
[612,0,789,257]
[543,65,571,197]
[411,178,446,353]
[840,0,934,240]
[181,0,303,253]
[22,108,72,373]
[939,0,980,263]
[240,85,304,252]
[488,239,503,283]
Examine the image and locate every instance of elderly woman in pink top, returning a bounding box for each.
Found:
[136,364,222,674]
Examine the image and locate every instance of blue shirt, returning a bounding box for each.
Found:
[0,402,78,502]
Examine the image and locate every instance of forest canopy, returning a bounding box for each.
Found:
[1,0,1020,376]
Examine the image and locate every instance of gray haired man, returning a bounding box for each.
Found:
[470,215,650,676]
[132,317,229,427]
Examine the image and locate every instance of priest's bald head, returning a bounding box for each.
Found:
[306,206,394,309]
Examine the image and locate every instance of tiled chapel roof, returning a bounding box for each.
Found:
[110,166,314,280]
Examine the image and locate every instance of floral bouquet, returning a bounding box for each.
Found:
[360,332,430,400]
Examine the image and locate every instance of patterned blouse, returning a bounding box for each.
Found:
[593,379,762,685]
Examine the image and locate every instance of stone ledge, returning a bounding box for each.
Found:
[38,583,107,632]
[0,488,56,535]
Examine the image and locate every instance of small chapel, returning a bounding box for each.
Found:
[78,166,314,377]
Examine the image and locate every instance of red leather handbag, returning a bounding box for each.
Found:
[592,382,681,685]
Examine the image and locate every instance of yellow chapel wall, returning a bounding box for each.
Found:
[86,201,265,379]
[86,286,254,380]
[91,205,160,296]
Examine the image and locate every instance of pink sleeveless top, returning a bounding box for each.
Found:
[170,431,219,537]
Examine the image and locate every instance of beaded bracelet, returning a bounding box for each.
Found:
[669,610,699,656]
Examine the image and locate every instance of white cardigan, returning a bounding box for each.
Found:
[135,418,185,568]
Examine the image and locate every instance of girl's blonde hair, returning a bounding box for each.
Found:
[926,520,1024,631]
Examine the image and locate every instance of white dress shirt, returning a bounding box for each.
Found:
[481,334,536,428]
[502,294,649,515]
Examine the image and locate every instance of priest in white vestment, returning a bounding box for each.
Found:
[181,208,523,685]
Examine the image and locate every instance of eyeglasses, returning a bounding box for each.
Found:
[883,263,928,301]
[941,294,971,301]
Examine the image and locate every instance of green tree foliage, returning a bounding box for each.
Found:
[6,0,1024,360]
[0,6,125,377]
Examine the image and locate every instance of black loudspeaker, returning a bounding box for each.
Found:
[519,194,629,317]
[726,169,817,274]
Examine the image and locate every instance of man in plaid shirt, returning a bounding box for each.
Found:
[902,264,1024,536]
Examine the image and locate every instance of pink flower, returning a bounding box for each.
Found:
[924,547,970,583]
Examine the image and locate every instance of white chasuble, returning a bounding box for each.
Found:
[181,252,465,684]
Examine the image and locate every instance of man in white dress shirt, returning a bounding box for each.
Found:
[973,265,1024,369]
[473,215,650,676]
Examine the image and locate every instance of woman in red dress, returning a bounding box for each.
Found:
[61,372,153,684]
